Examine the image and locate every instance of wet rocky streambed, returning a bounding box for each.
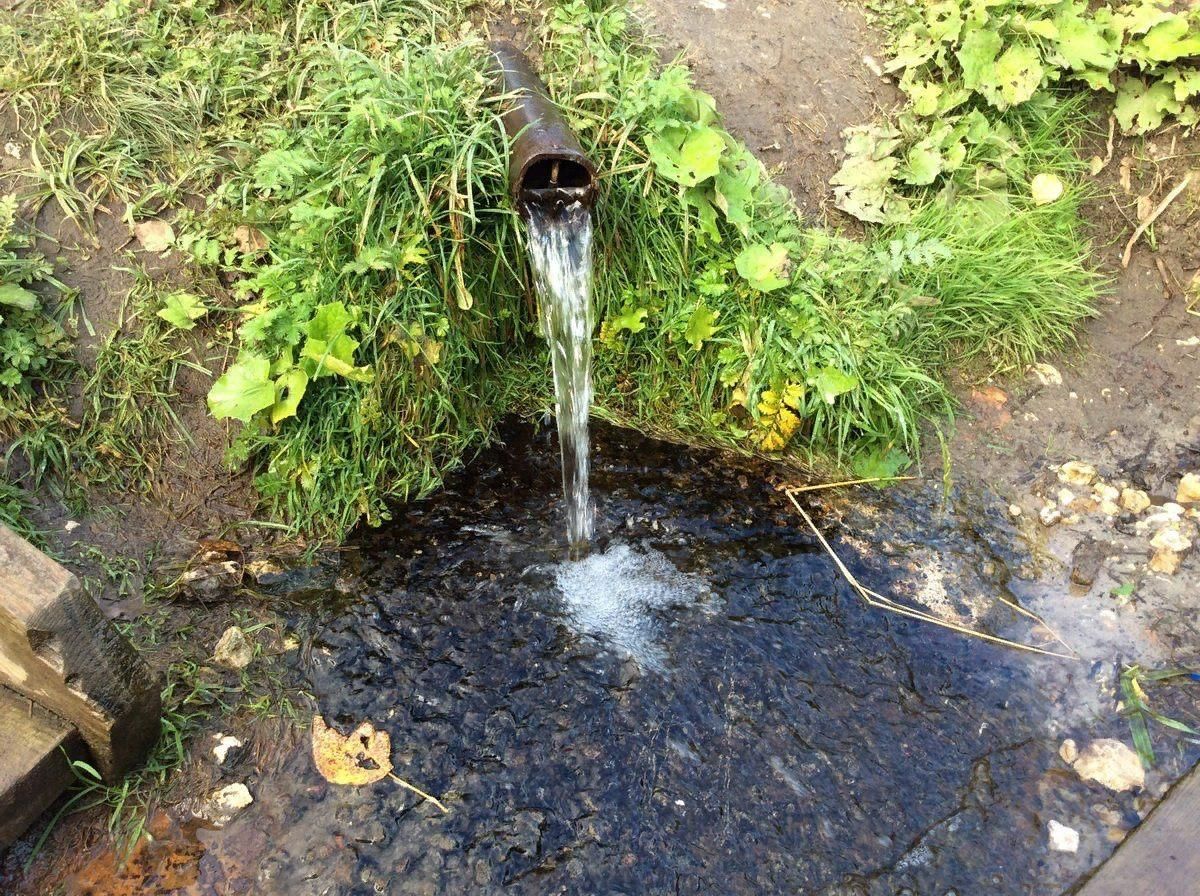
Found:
[15,421,1200,895]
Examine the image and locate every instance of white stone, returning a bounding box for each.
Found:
[212,735,243,765]
[1093,483,1120,503]
[63,520,80,532]
[1150,525,1192,554]
[1048,820,1080,853]
[1059,739,1078,764]
[1040,505,1063,527]
[213,625,255,670]
[205,783,253,824]
[1072,739,1145,792]
[1032,363,1063,386]
[1009,504,1022,517]
[1058,488,1077,507]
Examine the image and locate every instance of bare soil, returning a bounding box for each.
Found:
[638,0,900,220]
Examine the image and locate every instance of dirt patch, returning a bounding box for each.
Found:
[636,0,899,220]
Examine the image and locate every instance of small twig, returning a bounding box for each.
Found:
[784,475,915,493]
[388,773,449,814]
[784,491,1078,660]
[1122,174,1192,268]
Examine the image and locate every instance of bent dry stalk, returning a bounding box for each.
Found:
[525,202,595,558]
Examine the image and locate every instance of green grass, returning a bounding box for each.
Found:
[0,0,1103,539]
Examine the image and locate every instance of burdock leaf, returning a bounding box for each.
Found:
[734,243,790,292]
[684,304,719,351]
[208,355,276,422]
[271,367,308,424]
[809,366,859,404]
[157,291,207,330]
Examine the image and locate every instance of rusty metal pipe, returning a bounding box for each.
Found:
[491,42,597,213]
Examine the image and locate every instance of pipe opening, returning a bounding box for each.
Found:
[519,158,595,211]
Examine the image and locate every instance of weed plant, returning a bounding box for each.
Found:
[0,0,1102,538]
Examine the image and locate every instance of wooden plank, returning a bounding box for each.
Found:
[0,525,162,782]
[1074,762,1200,896]
[0,685,86,847]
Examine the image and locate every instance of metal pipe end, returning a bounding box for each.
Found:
[490,42,597,214]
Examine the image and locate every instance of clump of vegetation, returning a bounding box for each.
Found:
[840,0,1200,221]
[1,0,1102,538]
[1,192,75,532]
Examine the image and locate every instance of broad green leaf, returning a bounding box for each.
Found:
[851,447,910,485]
[1138,16,1200,63]
[676,127,725,185]
[607,305,649,337]
[157,291,207,330]
[302,334,373,381]
[647,126,725,187]
[306,301,355,343]
[1114,78,1181,134]
[899,144,944,185]
[983,44,1045,109]
[271,368,308,424]
[1164,67,1200,102]
[808,366,859,404]
[906,80,943,117]
[0,283,38,310]
[683,304,719,351]
[734,243,790,292]
[956,26,1003,90]
[208,356,275,422]
[1054,11,1120,72]
[713,152,760,235]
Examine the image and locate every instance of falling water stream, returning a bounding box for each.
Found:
[525,201,595,557]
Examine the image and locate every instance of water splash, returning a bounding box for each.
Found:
[554,543,707,668]
[526,202,594,556]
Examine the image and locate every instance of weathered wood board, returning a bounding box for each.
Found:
[0,525,162,782]
[1074,762,1200,896]
[0,685,85,847]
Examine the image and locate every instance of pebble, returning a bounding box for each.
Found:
[212,734,244,765]
[205,783,254,824]
[1057,488,1077,507]
[1150,524,1192,554]
[213,625,255,670]
[1032,363,1064,386]
[1058,461,1098,487]
[1119,488,1151,514]
[1070,537,1106,587]
[1040,505,1063,527]
[1008,504,1022,517]
[1071,738,1145,792]
[1047,819,1080,853]
[1176,473,1200,504]
[1059,739,1079,764]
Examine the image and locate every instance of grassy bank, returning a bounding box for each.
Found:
[0,0,1112,538]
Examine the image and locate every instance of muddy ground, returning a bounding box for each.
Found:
[3,0,1200,892]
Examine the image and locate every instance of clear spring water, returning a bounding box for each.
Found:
[525,202,594,557]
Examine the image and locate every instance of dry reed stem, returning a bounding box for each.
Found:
[784,489,1078,660]
[785,475,915,493]
[1122,173,1192,268]
[389,773,450,814]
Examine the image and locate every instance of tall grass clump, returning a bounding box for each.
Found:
[1,0,1101,538]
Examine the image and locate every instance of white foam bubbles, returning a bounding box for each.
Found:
[553,543,706,668]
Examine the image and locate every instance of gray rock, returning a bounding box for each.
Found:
[213,625,255,670]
